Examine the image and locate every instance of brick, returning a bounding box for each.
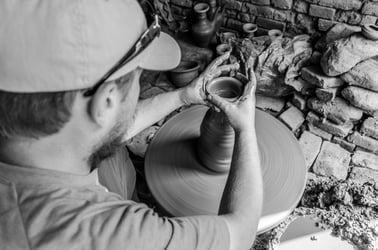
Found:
[256,17,286,30]
[250,0,270,5]
[361,117,378,140]
[273,9,295,22]
[361,2,378,16]
[279,106,305,131]
[335,11,361,25]
[243,3,274,19]
[292,93,307,111]
[308,123,333,140]
[351,150,378,171]
[349,166,378,184]
[224,0,243,11]
[348,131,378,153]
[301,65,344,88]
[225,9,238,18]
[315,87,339,102]
[272,0,293,9]
[286,78,316,95]
[256,95,285,113]
[318,0,362,11]
[293,0,309,13]
[332,136,356,152]
[361,15,378,26]
[309,4,336,20]
[307,97,363,125]
[299,131,323,168]
[238,13,251,22]
[226,18,243,31]
[306,111,353,137]
[171,0,192,8]
[312,141,351,180]
[318,18,336,32]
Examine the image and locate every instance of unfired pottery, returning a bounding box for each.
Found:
[169,60,200,87]
[268,29,283,43]
[190,3,214,48]
[242,23,258,39]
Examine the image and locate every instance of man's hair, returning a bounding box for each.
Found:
[0,70,135,140]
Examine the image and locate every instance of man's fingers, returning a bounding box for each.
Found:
[207,94,229,114]
[205,50,231,73]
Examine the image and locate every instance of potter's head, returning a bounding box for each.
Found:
[0,0,180,171]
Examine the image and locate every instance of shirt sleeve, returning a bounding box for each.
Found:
[82,201,230,250]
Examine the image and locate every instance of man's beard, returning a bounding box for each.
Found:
[88,119,126,172]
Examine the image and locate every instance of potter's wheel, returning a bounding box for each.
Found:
[145,105,307,233]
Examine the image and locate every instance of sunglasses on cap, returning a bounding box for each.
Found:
[83,14,161,97]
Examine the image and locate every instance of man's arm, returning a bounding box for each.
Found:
[208,70,263,250]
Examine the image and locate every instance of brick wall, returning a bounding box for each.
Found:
[170,0,378,35]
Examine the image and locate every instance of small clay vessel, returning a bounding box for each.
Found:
[362,24,378,41]
[268,29,283,43]
[191,3,215,48]
[169,60,200,87]
[218,31,236,45]
[197,77,244,172]
[242,23,258,39]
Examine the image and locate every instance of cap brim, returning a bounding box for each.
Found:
[108,32,181,81]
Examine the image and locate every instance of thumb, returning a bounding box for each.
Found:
[207,94,230,114]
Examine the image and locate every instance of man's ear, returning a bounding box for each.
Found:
[88,82,120,127]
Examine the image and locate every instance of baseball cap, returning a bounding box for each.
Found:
[0,0,181,93]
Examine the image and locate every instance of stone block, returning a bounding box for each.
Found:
[342,86,378,113]
[307,97,363,124]
[361,15,378,26]
[299,131,323,169]
[279,106,305,131]
[351,149,378,171]
[256,16,286,30]
[349,166,378,184]
[361,117,378,140]
[273,9,295,22]
[271,0,293,9]
[315,87,339,102]
[226,18,244,31]
[348,131,378,153]
[238,13,251,23]
[341,58,378,92]
[256,95,286,113]
[224,0,243,11]
[309,4,336,20]
[306,111,353,137]
[318,19,336,32]
[286,78,316,95]
[332,136,356,152]
[312,141,351,180]
[292,93,307,111]
[250,0,270,5]
[244,4,275,19]
[321,34,378,77]
[335,11,361,25]
[361,2,378,17]
[308,123,333,140]
[293,0,309,13]
[301,66,344,88]
[318,0,362,11]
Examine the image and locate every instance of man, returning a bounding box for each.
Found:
[0,0,263,250]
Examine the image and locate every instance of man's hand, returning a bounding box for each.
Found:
[179,51,240,106]
[207,67,257,133]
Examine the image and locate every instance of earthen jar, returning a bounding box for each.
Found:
[268,29,283,43]
[197,77,244,172]
[242,23,258,39]
[191,3,214,48]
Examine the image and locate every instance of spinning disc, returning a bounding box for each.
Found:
[145,105,306,233]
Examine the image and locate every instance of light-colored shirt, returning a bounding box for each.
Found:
[0,161,230,250]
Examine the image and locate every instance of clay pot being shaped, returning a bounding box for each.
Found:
[242,23,258,39]
[362,24,378,41]
[191,3,215,48]
[268,29,283,43]
[169,60,200,87]
[197,77,244,173]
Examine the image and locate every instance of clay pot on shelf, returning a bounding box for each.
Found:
[362,24,378,41]
[242,23,258,39]
[169,60,200,88]
[268,29,283,43]
[197,76,244,173]
[190,3,215,48]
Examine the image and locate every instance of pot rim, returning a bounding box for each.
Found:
[194,3,209,13]
[170,60,200,73]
